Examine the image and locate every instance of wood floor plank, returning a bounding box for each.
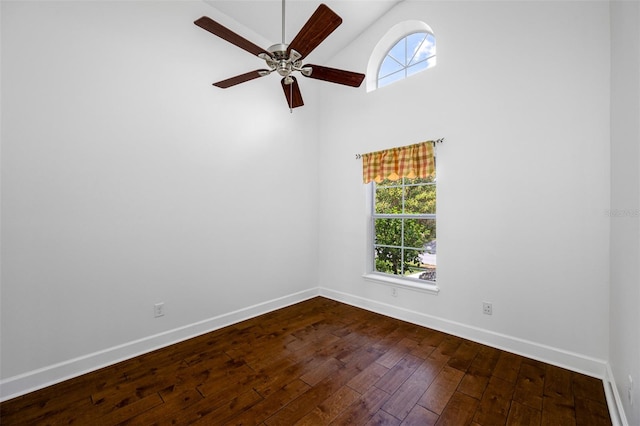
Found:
[347,361,390,394]
[457,371,489,400]
[428,335,463,364]
[294,384,361,425]
[299,357,345,386]
[374,354,424,394]
[381,358,442,420]
[513,360,546,410]
[367,409,402,425]
[473,375,515,425]
[191,389,263,425]
[254,354,324,398]
[492,351,524,384]
[264,362,358,426]
[468,345,501,377]
[417,365,465,415]
[446,340,481,372]
[541,395,576,426]
[574,397,611,426]
[506,400,542,426]
[401,404,439,426]
[231,379,311,426]
[573,373,608,404]
[330,386,391,425]
[0,297,612,426]
[544,364,574,402]
[123,387,204,425]
[376,337,420,369]
[434,391,479,426]
[98,392,164,425]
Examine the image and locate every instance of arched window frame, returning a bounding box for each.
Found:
[366,20,436,92]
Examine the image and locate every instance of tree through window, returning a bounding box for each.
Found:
[377,32,436,88]
[373,175,436,283]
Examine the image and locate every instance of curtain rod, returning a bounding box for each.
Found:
[355,138,444,159]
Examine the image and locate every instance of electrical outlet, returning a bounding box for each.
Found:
[482,302,492,315]
[392,287,398,297]
[154,302,165,318]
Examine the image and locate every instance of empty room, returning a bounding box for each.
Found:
[1,0,638,424]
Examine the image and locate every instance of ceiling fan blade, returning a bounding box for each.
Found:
[287,4,342,60]
[281,77,304,109]
[303,64,365,87]
[195,16,269,57]
[213,69,272,89]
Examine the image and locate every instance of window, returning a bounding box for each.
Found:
[366,21,436,92]
[377,32,436,88]
[371,174,436,285]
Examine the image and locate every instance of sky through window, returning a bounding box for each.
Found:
[377,32,436,88]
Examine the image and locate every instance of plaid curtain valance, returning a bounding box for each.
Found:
[362,141,436,184]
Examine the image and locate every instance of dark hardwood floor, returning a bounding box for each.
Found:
[0,297,611,425]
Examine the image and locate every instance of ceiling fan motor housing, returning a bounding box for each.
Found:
[263,44,308,81]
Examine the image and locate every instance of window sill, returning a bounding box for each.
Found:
[362,273,440,295]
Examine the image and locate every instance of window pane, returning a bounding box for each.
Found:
[375,246,402,276]
[375,186,403,214]
[403,248,427,277]
[406,33,427,64]
[404,184,436,214]
[378,55,403,79]
[388,39,406,65]
[420,220,436,277]
[407,60,429,77]
[378,70,405,88]
[374,218,403,247]
[409,33,436,65]
[403,218,435,249]
[376,32,436,89]
[424,56,436,68]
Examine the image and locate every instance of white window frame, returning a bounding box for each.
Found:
[363,177,440,295]
[377,32,436,89]
[366,20,436,93]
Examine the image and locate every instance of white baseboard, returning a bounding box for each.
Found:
[319,287,608,379]
[0,288,319,402]
[604,363,629,426]
[1,285,616,419]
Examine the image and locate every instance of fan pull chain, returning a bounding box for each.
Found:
[289,82,293,114]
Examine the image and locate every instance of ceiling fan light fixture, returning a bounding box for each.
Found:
[195,2,365,109]
[289,49,302,62]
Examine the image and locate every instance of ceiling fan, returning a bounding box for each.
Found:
[194,1,365,110]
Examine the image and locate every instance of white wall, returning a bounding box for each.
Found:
[1,1,632,417]
[1,0,319,392]
[609,1,640,423]
[317,0,611,374]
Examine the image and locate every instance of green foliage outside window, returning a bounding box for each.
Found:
[374,176,436,280]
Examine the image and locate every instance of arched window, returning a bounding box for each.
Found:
[378,32,436,88]
[366,21,436,92]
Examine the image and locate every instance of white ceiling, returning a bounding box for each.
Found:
[203,0,403,63]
